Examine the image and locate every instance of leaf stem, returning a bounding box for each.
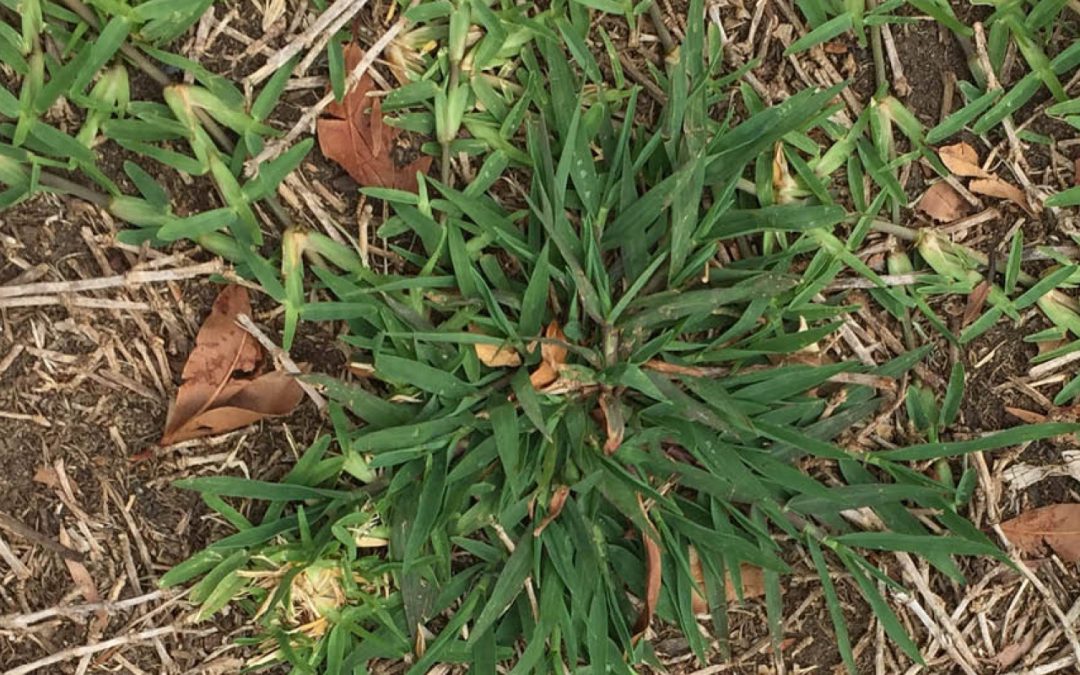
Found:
[647,2,675,56]
[38,172,110,207]
[441,65,460,188]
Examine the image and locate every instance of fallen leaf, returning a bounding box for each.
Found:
[533,485,570,537]
[32,466,60,489]
[1004,406,1048,424]
[962,280,991,328]
[1037,338,1068,356]
[689,546,766,613]
[58,527,107,634]
[970,177,1034,215]
[727,564,766,602]
[529,321,568,389]
[993,632,1034,669]
[529,361,557,389]
[161,286,304,445]
[1000,504,1080,561]
[633,499,662,643]
[317,43,432,191]
[474,341,522,367]
[917,181,967,222]
[939,142,991,178]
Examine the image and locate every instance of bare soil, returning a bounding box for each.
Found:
[0,196,341,673]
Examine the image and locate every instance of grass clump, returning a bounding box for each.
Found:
[162,4,1078,672]
[5,0,1080,670]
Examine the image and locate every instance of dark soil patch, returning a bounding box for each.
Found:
[0,197,343,672]
[960,323,1038,431]
[892,19,972,126]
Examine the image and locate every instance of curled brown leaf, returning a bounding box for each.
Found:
[529,321,568,390]
[533,485,570,537]
[632,504,662,642]
[938,142,991,178]
[474,341,522,368]
[316,43,432,191]
[969,178,1034,215]
[161,286,304,446]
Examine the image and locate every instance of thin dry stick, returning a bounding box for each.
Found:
[0,590,171,631]
[0,533,30,579]
[295,0,372,77]
[973,22,1031,182]
[827,272,925,290]
[0,262,223,299]
[617,53,669,105]
[893,552,980,674]
[3,626,176,675]
[246,8,414,172]
[1008,656,1076,675]
[0,512,82,561]
[993,523,1080,667]
[1030,349,1080,379]
[246,0,367,85]
[1020,591,1080,668]
[0,297,152,311]
[0,345,25,378]
[879,22,911,96]
[490,522,539,621]
[234,314,327,411]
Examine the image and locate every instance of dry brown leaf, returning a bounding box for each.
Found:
[962,280,991,328]
[528,361,557,389]
[161,286,304,446]
[348,361,375,377]
[917,181,967,222]
[598,391,625,455]
[772,142,797,204]
[58,527,107,634]
[1000,504,1080,561]
[633,499,662,642]
[938,142,991,178]
[969,178,1034,214]
[1005,406,1048,424]
[727,564,766,602]
[1037,338,1068,356]
[689,546,765,613]
[993,632,1034,669]
[689,546,708,613]
[533,485,570,537]
[317,43,432,191]
[474,342,522,367]
[529,321,568,389]
[32,466,60,489]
